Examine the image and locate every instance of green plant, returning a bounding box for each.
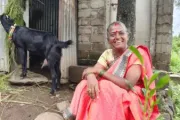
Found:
[170,81,180,119]
[129,46,170,120]
[170,36,180,72]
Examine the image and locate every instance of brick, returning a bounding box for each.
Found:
[90,0,104,9]
[91,34,104,42]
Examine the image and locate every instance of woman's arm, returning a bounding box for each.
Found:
[99,64,142,90]
[83,63,105,99]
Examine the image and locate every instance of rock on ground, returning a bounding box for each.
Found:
[34,112,63,120]
[57,100,70,113]
[9,69,48,85]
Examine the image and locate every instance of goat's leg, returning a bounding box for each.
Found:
[49,65,57,95]
[55,61,61,90]
[18,48,27,78]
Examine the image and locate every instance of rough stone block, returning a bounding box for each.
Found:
[157,6,163,15]
[78,43,91,51]
[79,9,91,18]
[78,50,89,59]
[78,26,92,34]
[157,24,171,34]
[90,11,98,17]
[156,34,171,44]
[78,35,90,43]
[155,43,162,53]
[163,3,172,14]
[78,18,90,26]
[91,34,104,42]
[161,44,172,53]
[90,0,104,9]
[91,18,104,25]
[157,15,172,24]
[79,3,89,9]
[78,59,96,66]
[92,42,105,52]
[89,51,101,60]
[155,62,169,71]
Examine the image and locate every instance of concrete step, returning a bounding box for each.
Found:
[69,65,88,83]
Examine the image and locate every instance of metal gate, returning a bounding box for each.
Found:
[29,0,59,36]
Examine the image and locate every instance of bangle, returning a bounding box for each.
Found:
[85,72,93,78]
[99,70,105,77]
[124,79,133,90]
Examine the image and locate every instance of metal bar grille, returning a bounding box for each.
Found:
[29,0,59,37]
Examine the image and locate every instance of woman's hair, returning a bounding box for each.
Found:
[107,21,127,39]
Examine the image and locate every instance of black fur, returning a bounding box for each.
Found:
[0,14,72,94]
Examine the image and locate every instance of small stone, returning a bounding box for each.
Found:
[57,101,70,113]
[34,112,63,120]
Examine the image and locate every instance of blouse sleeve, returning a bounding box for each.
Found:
[97,50,108,68]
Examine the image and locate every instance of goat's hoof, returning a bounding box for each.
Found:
[50,90,56,95]
[20,73,27,79]
[56,87,60,91]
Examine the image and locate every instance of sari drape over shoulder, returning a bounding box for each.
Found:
[68,46,159,120]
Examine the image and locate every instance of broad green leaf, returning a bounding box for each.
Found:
[144,76,148,89]
[129,46,144,64]
[148,72,159,87]
[149,88,156,98]
[156,74,170,89]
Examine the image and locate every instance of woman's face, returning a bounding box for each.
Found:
[108,24,128,50]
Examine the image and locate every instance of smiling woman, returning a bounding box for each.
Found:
[63,21,159,120]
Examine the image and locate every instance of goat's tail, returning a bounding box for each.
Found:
[58,40,72,48]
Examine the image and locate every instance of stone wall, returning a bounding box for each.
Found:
[117,0,136,46]
[154,0,174,70]
[78,0,106,65]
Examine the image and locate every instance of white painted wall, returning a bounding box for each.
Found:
[135,0,151,46]
[0,0,9,72]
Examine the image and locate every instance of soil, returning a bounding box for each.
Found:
[0,65,74,120]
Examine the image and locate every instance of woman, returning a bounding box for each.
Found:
[63,21,159,120]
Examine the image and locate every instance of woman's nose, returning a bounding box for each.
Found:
[115,33,121,39]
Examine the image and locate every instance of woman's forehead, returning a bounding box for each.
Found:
[109,24,124,32]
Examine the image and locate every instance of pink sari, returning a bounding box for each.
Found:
[67,46,159,120]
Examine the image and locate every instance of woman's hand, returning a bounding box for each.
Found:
[82,67,98,79]
[86,74,99,99]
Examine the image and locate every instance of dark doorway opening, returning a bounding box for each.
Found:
[29,0,59,77]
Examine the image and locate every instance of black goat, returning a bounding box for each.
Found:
[0,14,72,94]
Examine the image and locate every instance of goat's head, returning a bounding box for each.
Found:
[0,14,14,25]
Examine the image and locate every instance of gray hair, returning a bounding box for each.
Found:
[107,21,127,39]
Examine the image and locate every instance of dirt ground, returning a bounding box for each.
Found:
[0,65,74,120]
[0,83,73,120]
